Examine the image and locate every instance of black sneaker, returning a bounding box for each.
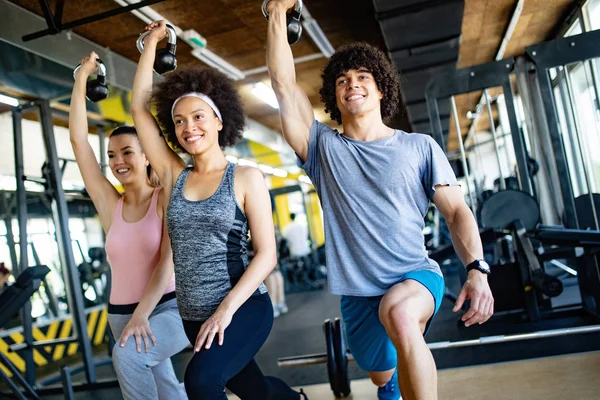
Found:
[299,389,309,399]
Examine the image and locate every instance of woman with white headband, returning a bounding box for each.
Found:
[130,20,307,400]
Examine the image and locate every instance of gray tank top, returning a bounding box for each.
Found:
[166,162,267,321]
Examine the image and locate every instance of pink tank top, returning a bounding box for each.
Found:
[105,187,176,305]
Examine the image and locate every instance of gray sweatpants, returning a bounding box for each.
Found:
[108,298,189,400]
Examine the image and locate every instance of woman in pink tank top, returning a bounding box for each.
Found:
[70,52,188,400]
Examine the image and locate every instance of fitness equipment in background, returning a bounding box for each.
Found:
[137,24,178,74]
[262,0,303,44]
[73,59,109,103]
[0,266,50,400]
[278,317,600,398]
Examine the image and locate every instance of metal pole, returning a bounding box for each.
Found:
[516,57,563,224]
[468,121,485,195]
[0,366,28,400]
[502,80,533,195]
[60,366,75,400]
[22,0,165,41]
[557,69,586,195]
[450,96,477,218]
[536,69,578,228]
[563,66,599,230]
[11,107,36,385]
[38,100,96,383]
[0,353,40,400]
[0,192,19,271]
[484,90,506,190]
[277,324,600,368]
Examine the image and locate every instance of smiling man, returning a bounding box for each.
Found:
[265,1,494,399]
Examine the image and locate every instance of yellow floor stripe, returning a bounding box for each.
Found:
[67,341,79,356]
[46,321,59,339]
[94,308,108,345]
[11,332,48,366]
[30,329,49,366]
[32,327,47,354]
[53,319,72,360]
[1,309,110,373]
[33,349,47,366]
[87,310,99,339]
[0,361,11,376]
[44,322,60,353]
[0,339,24,375]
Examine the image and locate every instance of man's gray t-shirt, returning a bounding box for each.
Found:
[298,120,459,296]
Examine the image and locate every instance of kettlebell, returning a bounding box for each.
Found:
[137,24,178,74]
[262,0,303,44]
[73,59,109,103]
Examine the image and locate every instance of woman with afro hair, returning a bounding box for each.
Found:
[130,20,306,400]
[266,1,494,400]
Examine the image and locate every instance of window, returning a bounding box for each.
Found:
[565,18,583,36]
[550,1,600,198]
[583,0,600,31]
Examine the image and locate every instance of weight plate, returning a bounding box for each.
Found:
[480,190,540,231]
[323,319,341,396]
[333,318,351,397]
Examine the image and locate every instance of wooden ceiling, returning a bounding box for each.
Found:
[447,0,576,152]
[5,0,579,154]
[9,0,388,133]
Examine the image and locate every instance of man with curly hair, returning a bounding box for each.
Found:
[265,1,494,399]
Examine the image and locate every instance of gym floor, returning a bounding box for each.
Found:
[34,271,600,399]
[232,351,600,400]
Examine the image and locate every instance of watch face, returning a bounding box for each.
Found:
[479,260,491,272]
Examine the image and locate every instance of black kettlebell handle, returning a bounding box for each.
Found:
[137,24,177,55]
[261,0,303,21]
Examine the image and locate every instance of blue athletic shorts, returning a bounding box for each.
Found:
[339,270,445,372]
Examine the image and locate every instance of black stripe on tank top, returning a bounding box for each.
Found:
[226,206,247,287]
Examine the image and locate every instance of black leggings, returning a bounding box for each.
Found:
[182,293,299,400]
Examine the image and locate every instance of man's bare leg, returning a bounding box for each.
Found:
[368,368,396,387]
[379,280,437,400]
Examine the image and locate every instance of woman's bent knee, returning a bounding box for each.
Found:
[112,342,146,371]
[184,364,224,399]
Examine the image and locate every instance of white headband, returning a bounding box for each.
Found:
[171,92,222,122]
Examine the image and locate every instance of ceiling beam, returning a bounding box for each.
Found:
[22,0,165,42]
[0,0,295,158]
[0,0,139,92]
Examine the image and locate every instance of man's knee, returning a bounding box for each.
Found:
[369,369,395,387]
[379,281,435,339]
[380,300,423,338]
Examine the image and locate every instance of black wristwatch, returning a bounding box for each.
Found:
[466,259,491,275]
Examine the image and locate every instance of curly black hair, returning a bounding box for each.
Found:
[152,66,245,152]
[320,42,401,125]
